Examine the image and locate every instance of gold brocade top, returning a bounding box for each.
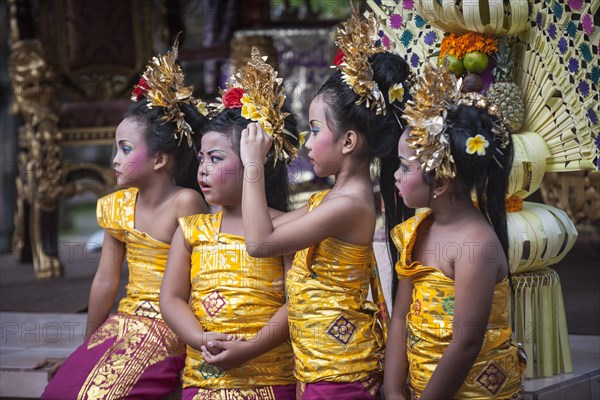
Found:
[287,191,389,383]
[391,211,526,399]
[97,188,168,319]
[179,212,295,389]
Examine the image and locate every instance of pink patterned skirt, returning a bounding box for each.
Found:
[296,374,382,400]
[41,313,185,400]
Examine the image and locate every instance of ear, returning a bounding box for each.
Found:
[433,177,450,198]
[340,130,362,155]
[153,151,169,171]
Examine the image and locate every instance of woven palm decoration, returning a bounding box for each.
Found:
[369,0,599,171]
[514,0,599,171]
[512,268,573,378]
[367,0,445,74]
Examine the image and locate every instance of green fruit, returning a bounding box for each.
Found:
[463,51,489,73]
[444,54,465,76]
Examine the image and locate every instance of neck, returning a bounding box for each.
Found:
[221,203,242,218]
[332,159,371,191]
[429,193,478,226]
[134,174,176,207]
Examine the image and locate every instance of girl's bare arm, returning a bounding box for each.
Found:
[384,278,413,399]
[160,228,229,350]
[85,232,125,339]
[419,236,500,399]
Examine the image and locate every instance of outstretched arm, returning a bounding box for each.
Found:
[418,239,500,399]
[85,232,125,339]
[240,123,370,258]
[160,228,230,350]
[384,278,413,400]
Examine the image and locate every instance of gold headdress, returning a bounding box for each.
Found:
[334,8,388,115]
[219,47,299,164]
[131,37,208,147]
[404,63,510,180]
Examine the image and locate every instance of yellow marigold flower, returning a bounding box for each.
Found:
[388,83,405,103]
[466,134,489,156]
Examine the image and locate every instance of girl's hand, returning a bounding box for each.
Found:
[200,339,253,370]
[188,331,235,353]
[240,122,273,167]
[33,357,66,381]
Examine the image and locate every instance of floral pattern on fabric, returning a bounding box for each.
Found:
[476,362,508,396]
[327,316,357,345]
[201,291,227,318]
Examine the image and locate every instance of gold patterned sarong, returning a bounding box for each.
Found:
[287,191,389,383]
[179,212,295,389]
[77,313,184,399]
[391,211,526,399]
[40,188,186,399]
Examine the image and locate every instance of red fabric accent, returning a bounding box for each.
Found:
[132,78,150,101]
[333,49,345,66]
[222,87,246,109]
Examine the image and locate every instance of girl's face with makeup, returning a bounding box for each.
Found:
[112,118,154,187]
[197,131,243,206]
[305,95,343,177]
[394,132,431,208]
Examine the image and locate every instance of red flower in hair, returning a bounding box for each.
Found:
[223,87,246,108]
[333,49,345,66]
[131,78,150,101]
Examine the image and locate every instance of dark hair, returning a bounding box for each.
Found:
[124,99,207,192]
[317,52,414,291]
[442,105,513,259]
[203,107,299,212]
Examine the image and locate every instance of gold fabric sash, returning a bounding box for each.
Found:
[287,191,389,383]
[179,212,295,389]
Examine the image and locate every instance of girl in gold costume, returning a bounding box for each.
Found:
[238,12,412,400]
[384,64,526,399]
[39,40,209,400]
[160,49,300,400]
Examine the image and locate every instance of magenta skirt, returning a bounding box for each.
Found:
[182,385,295,400]
[297,375,382,400]
[41,313,185,400]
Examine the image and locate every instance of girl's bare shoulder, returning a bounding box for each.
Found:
[323,190,375,217]
[171,188,208,215]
